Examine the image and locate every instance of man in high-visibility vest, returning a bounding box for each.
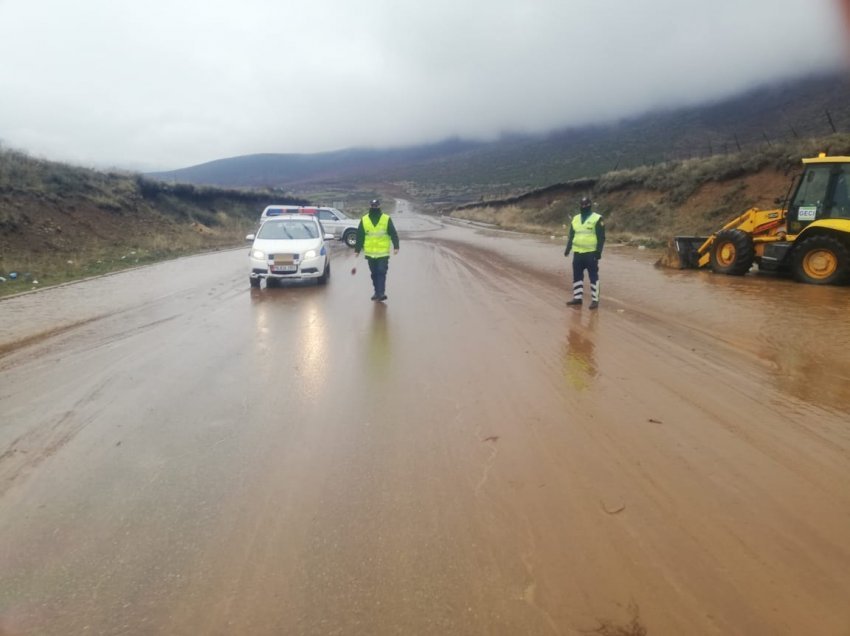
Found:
[564,196,605,309]
[354,199,400,301]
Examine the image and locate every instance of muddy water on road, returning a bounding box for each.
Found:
[1,210,849,635]
[438,217,850,413]
[619,257,850,414]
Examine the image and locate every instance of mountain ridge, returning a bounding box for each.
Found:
[149,70,850,201]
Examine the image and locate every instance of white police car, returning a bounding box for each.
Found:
[247,215,332,288]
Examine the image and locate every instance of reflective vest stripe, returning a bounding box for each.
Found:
[363,214,391,257]
[571,213,601,253]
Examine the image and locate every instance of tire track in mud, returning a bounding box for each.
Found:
[0,261,251,499]
[0,375,113,496]
[0,272,245,365]
[0,316,105,364]
[0,248,248,356]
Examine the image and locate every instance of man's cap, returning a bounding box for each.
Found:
[580,196,592,206]
[370,199,380,207]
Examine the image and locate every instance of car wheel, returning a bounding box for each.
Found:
[318,263,330,285]
[343,230,357,248]
[250,277,260,288]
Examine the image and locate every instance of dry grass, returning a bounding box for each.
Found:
[0,221,252,296]
[450,132,850,244]
[0,146,278,296]
[451,204,571,236]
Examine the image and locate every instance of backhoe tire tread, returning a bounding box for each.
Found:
[791,234,850,285]
[710,229,754,275]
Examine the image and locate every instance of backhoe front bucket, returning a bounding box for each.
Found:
[657,236,708,269]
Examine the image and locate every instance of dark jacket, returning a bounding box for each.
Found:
[355,209,400,256]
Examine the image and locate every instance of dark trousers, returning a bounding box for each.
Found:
[367,256,389,296]
[571,252,599,301]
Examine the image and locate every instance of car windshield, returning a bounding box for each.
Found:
[257,219,319,240]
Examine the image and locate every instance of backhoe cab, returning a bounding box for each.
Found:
[671,155,850,284]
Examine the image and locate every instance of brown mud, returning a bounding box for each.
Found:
[1,206,849,635]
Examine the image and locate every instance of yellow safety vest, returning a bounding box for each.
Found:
[363,213,391,257]
[571,212,601,253]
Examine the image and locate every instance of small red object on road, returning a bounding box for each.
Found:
[351,267,357,275]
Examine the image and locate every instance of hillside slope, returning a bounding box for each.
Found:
[6,70,850,296]
[0,148,306,296]
[448,133,850,245]
[150,71,850,202]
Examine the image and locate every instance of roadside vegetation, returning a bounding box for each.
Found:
[0,146,307,297]
[4,128,850,296]
[448,133,850,246]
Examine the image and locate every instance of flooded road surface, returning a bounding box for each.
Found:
[2,200,850,635]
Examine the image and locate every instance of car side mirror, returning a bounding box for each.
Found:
[245,234,255,242]
[324,233,334,240]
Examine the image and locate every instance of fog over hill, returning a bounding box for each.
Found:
[149,71,850,201]
[2,0,843,170]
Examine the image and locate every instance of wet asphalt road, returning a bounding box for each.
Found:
[1,200,850,635]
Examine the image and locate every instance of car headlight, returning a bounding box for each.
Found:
[303,249,318,259]
[251,249,265,260]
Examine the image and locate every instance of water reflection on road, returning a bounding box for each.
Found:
[366,303,392,383]
[247,283,333,404]
[562,309,599,391]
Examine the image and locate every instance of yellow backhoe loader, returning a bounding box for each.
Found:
[670,154,850,284]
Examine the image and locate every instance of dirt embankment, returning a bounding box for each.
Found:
[448,168,790,245]
[0,149,306,295]
[0,187,265,295]
[448,133,850,244]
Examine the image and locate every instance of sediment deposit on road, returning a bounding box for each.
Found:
[2,203,849,635]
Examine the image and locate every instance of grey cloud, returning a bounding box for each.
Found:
[0,0,845,170]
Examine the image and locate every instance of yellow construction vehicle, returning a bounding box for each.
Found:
[671,154,850,284]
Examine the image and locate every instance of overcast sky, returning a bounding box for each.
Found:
[0,0,847,171]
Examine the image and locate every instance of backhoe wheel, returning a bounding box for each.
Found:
[791,235,850,285]
[710,229,754,275]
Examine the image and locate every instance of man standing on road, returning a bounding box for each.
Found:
[564,196,605,309]
[354,199,400,301]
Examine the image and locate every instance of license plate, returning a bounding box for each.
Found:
[271,265,297,273]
